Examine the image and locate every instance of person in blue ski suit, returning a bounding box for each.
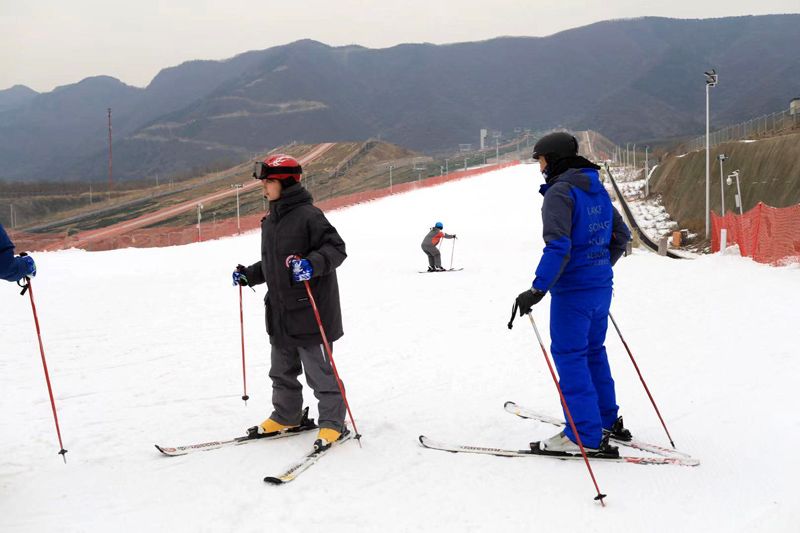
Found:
[1,223,36,283]
[515,132,631,456]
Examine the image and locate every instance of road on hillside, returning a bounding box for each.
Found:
[62,143,336,249]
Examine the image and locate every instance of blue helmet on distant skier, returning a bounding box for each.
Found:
[435,222,443,229]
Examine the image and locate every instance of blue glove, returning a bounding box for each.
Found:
[232,264,248,286]
[19,254,36,278]
[290,258,313,283]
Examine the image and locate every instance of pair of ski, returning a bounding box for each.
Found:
[419,401,699,466]
[418,268,464,273]
[154,408,355,484]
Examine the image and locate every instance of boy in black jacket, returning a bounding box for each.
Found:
[234,154,348,450]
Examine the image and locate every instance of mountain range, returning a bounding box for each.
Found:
[1,14,799,182]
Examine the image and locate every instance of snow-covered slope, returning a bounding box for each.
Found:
[2,165,798,532]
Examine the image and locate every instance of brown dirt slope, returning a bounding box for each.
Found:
[649,132,800,235]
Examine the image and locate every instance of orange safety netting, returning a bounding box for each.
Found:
[13,161,520,253]
[711,202,800,265]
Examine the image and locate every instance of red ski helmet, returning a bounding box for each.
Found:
[253,154,303,182]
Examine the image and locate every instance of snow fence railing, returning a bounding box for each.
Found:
[711,202,800,265]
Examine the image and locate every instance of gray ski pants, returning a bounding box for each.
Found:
[269,343,346,431]
[421,244,442,268]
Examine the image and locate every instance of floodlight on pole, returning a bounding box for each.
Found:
[727,170,743,216]
[704,68,718,238]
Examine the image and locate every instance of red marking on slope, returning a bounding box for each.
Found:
[63,143,335,249]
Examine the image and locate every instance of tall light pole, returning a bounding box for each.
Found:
[231,184,243,233]
[626,143,630,168]
[389,165,393,192]
[705,69,718,238]
[632,143,637,174]
[644,146,650,197]
[718,154,727,216]
[107,108,114,199]
[496,138,500,162]
[445,159,449,175]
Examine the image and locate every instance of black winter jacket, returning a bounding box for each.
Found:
[244,185,347,347]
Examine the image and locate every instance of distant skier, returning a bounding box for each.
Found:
[514,132,631,457]
[421,222,456,271]
[1,223,36,282]
[233,154,348,451]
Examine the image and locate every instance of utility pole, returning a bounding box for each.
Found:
[644,146,650,197]
[107,108,113,199]
[705,69,718,238]
[632,144,637,174]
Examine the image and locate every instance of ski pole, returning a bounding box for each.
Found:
[287,256,362,447]
[608,312,676,448]
[238,284,249,404]
[527,313,606,505]
[18,277,68,462]
[449,237,456,270]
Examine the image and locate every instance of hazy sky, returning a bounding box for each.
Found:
[1,1,797,92]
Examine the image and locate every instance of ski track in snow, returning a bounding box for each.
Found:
[1,165,798,532]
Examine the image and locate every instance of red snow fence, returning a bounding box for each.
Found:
[711,202,800,265]
[16,161,520,252]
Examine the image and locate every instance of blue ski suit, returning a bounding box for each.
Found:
[0,224,30,282]
[532,167,631,448]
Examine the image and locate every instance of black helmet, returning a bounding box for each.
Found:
[531,132,579,161]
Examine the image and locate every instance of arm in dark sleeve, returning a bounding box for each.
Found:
[443,233,455,239]
[306,210,347,277]
[609,206,631,266]
[244,261,265,286]
[532,183,573,292]
[0,224,27,282]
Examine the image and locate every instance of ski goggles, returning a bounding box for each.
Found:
[253,161,303,180]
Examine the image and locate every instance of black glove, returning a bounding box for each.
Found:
[452,234,457,239]
[232,264,249,286]
[516,288,546,316]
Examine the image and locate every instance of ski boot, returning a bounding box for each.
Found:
[313,427,347,451]
[531,431,619,458]
[247,407,316,438]
[604,416,632,442]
